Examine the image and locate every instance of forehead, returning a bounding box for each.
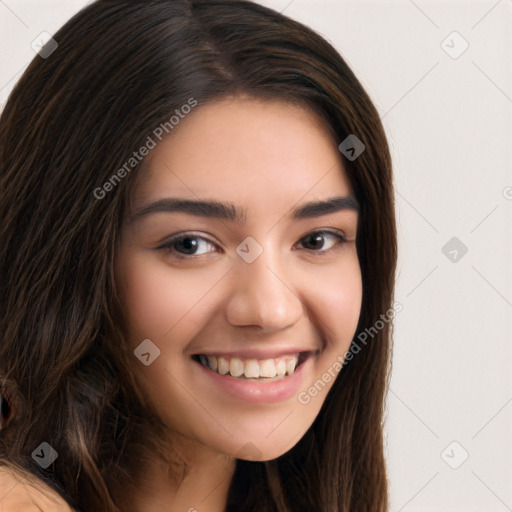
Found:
[131,96,353,213]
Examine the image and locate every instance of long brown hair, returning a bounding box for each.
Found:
[0,1,397,510]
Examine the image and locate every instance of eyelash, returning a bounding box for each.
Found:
[157,229,348,259]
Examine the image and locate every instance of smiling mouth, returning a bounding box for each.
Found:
[191,351,314,381]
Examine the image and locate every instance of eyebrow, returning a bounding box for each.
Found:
[130,195,359,224]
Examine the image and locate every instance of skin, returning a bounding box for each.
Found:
[115,95,363,511]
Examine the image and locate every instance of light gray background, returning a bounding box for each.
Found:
[1,1,511,510]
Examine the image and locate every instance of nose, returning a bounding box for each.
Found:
[225,246,304,332]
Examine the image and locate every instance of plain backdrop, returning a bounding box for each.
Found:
[1,1,511,511]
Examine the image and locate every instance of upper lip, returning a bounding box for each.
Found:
[190,347,319,359]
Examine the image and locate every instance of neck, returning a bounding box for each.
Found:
[128,433,236,512]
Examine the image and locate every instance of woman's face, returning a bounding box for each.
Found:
[116,96,362,461]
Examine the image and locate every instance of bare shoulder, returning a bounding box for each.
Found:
[0,463,76,512]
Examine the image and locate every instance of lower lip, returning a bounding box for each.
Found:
[193,355,312,404]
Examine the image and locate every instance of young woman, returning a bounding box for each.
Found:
[0,1,397,511]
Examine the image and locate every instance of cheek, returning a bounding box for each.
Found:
[117,252,218,346]
[293,261,362,415]
[309,259,363,348]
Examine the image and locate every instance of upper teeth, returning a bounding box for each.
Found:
[198,354,299,379]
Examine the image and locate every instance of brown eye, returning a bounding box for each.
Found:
[159,233,218,258]
[299,230,347,253]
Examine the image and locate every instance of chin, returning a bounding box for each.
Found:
[215,427,310,462]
